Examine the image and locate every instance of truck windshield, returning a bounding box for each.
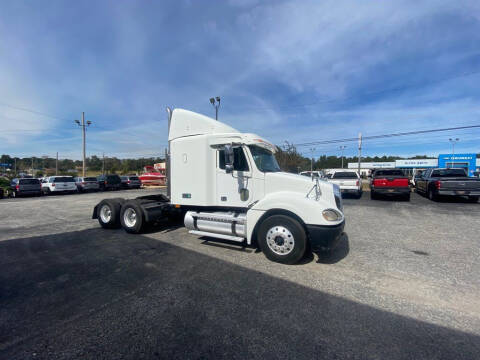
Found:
[248,145,281,172]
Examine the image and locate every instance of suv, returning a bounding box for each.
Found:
[75,176,100,192]
[97,174,122,191]
[120,175,141,189]
[10,178,42,197]
[42,176,77,195]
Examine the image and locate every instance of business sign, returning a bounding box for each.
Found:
[438,153,476,176]
[347,162,395,169]
[0,163,10,167]
[395,159,437,168]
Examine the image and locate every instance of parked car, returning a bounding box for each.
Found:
[10,178,42,197]
[42,176,77,195]
[370,169,410,200]
[97,174,122,191]
[415,168,480,202]
[75,176,100,192]
[327,170,362,198]
[299,170,325,179]
[120,175,142,189]
[0,187,4,199]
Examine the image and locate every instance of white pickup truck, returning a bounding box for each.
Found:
[327,170,362,198]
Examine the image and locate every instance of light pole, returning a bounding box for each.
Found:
[339,145,347,169]
[448,138,459,168]
[209,97,220,120]
[75,112,92,177]
[310,147,316,179]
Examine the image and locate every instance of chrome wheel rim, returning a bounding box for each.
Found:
[100,205,112,223]
[123,208,137,228]
[266,226,294,255]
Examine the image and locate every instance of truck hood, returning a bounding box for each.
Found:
[264,172,333,196]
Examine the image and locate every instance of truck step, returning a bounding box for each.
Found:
[188,230,245,243]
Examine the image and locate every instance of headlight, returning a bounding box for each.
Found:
[322,209,342,222]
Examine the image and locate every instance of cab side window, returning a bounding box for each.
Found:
[218,147,249,171]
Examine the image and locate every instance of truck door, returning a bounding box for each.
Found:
[216,146,252,207]
[417,169,429,193]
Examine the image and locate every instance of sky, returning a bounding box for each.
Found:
[0,0,480,160]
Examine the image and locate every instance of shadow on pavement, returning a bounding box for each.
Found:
[0,228,479,359]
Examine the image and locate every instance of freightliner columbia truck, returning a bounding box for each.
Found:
[93,108,345,264]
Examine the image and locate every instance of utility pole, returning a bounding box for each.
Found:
[56,152,58,175]
[449,138,459,168]
[31,157,34,177]
[102,152,105,175]
[209,97,221,120]
[339,145,347,169]
[75,112,92,177]
[357,133,362,177]
[14,158,17,176]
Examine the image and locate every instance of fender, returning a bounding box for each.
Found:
[246,191,342,243]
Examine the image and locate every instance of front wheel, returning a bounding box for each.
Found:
[257,215,306,264]
[120,200,145,234]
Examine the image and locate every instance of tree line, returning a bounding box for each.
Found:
[1,147,434,177]
[0,154,165,176]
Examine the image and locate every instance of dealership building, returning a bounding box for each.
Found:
[348,153,480,177]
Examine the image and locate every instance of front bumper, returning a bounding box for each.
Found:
[372,187,410,195]
[341,188,361,194]
[306,220,345,252]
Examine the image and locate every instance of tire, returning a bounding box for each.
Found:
[404,193,411,201]
[370,191,376,200]
[428,187,438,202]
[257,214,306,264]
[11,191,16,198]
[96,199,122,229]
[120,200,145,234]
[467,196,479,203]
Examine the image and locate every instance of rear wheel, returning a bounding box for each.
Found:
[97,199,122,229]
[257,215,306,264]
[120,200,144,234]
[404,193,411,201]
[370,191,377,200]
[428,187,438,201]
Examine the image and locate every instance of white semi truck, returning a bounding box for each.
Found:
[93,108,345,264]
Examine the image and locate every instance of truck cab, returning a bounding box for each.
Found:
[93,108,345,264]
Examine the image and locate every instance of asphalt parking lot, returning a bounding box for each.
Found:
[0,189,479,359]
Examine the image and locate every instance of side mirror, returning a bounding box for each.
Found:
[224,144,234,174]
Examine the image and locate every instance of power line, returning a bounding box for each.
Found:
[292,124,480,147]
[0,102,70,121]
